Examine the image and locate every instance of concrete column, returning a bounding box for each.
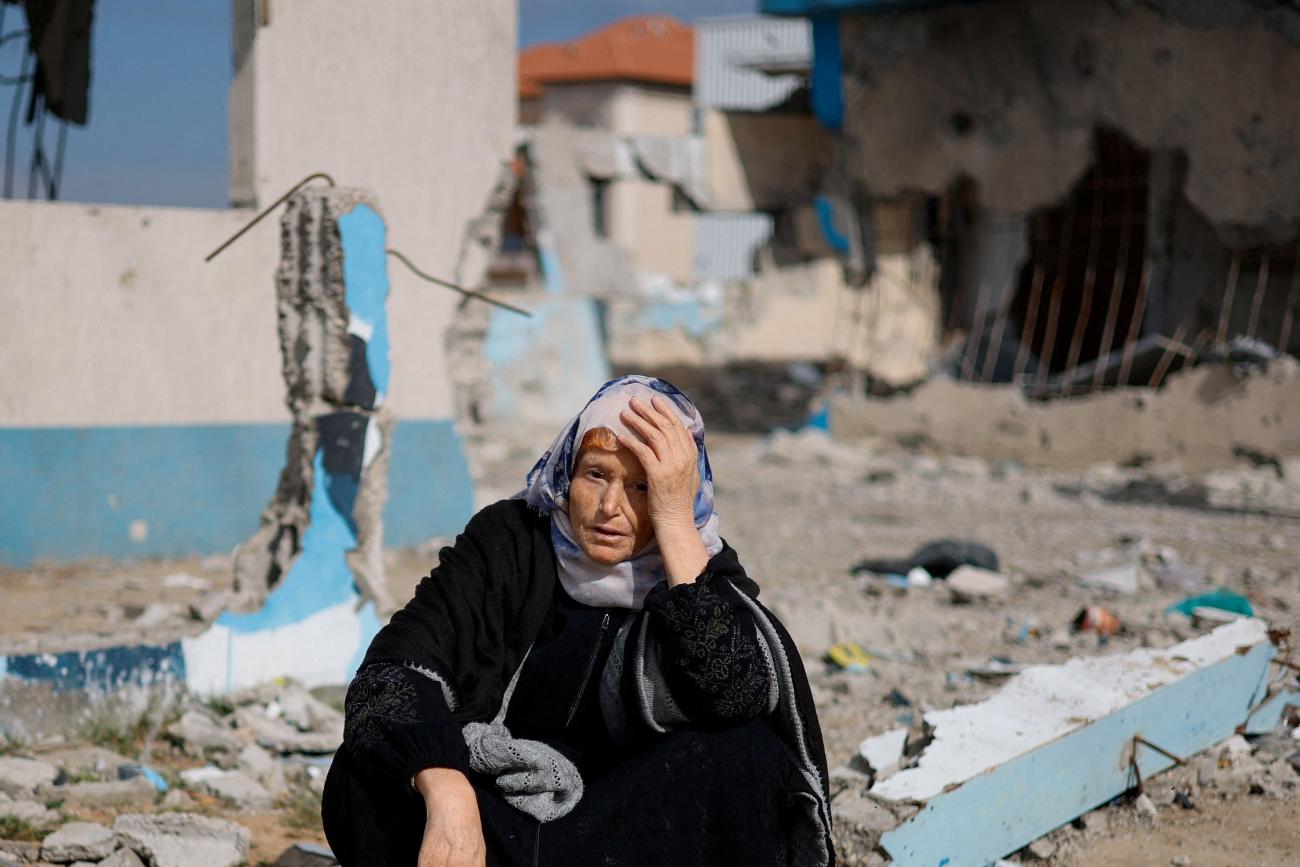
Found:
[232,187,394,615]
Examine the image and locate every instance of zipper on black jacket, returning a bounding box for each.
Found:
[565,611,612,728]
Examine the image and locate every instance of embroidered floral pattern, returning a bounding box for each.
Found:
[650,576,772,721]
[344,663,420,748]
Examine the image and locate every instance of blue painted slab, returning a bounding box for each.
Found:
[879,641,1278,867]
[0,420,473,565]
[2,642,185,692]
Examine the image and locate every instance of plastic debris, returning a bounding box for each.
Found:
[827,642,873,673]
[1165,589,1254,619]
[1073,606,1121,637]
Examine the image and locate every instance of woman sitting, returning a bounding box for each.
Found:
[323,376,834,866]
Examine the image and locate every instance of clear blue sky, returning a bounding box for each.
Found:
[0,1,754,208]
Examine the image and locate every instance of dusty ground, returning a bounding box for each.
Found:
[3,429,1298,864]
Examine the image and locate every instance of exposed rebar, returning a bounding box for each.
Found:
[204,172,337,262]
[1216,252,1241,343]
[1116,258,1151,387]
[386,248,532,318]
[1245,252,1270,339]
[1092,223,1132,392]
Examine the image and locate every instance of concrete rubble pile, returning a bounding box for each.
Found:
[0,680,347,867]
[826,619,1299,866]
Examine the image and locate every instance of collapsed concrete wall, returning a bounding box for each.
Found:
[831,356,1300,471]
[837,0,1300,245]
[233,189,394,612]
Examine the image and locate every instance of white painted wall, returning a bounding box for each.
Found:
[536,82,692,139]
[609,179,696,282]
[229,0,517,420]
[0,201,284,427]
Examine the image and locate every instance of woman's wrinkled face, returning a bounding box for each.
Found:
[568,443,654,564]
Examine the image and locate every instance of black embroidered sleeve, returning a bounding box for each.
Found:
[642,572,773,724]
[343,662,470,789]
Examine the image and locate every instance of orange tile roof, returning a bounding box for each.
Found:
[519,16,694,100]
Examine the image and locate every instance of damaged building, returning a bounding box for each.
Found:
[758,0,1300,398]
[458,14,865,431]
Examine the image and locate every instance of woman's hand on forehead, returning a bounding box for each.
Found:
[616,395,709,585]
[616,395,699,521]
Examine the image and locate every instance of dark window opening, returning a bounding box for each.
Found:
[590,177,609,239]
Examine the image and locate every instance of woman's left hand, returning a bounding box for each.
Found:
[618,395,701,528]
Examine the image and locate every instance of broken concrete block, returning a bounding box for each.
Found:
[235,744,287,795]
[0,799,59,828]
[1133,793,1159,820]
[1024,838,1056,861]
[48,775,156,809]
[159,788,196,810]
[233,708,339,754]
[831,788,897,843]
[166,710,240,755]
[38,746,133,782]
[946,565,1010,602]
[189,770,273,810]
[40,821,117,863]
[274,841,339,866]
[870,619,1287,867]
[0,757,59,797]
[99,848,147,867]
[272,685,345,734]
[113,813,249,867]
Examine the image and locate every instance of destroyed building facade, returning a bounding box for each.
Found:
[761,0,1300,397]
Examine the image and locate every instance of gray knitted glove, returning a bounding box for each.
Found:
[462,721,584,822]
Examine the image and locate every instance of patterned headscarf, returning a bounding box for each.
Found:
[518,375,723,609]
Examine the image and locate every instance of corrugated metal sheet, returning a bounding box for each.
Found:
[695,17,811,111]
[694,212,775,281]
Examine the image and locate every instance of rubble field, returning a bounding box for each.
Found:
[2,430,1297,865]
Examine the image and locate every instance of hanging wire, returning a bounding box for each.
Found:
[204,171,337,261]
[3,44,29,198]
[203,171,531,318]
[386,248,532,318]
[0,27,33,84]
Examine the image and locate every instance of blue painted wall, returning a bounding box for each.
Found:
[0,419,474,565]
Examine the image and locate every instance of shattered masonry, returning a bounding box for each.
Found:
[232,188,394,613]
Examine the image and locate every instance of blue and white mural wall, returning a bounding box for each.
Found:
[0,201,474,568]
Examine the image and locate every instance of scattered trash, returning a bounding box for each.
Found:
[1173,790,1196,810]
[851,539,999,580]
[1078,561,1142,595]
[967,657,1025,680]
[827,642,873,673]
[906,566,933,588]
[118,763,169,792]
[1073,606,1121,638]
[1166,589,1254,620]
[887,688,912,707]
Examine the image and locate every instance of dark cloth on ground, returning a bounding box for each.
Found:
[850,538,999,579]
[325,498,833,865]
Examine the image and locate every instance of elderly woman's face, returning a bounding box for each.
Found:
[568,444,654,564]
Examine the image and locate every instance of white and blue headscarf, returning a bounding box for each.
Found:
[518,375,723,609]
